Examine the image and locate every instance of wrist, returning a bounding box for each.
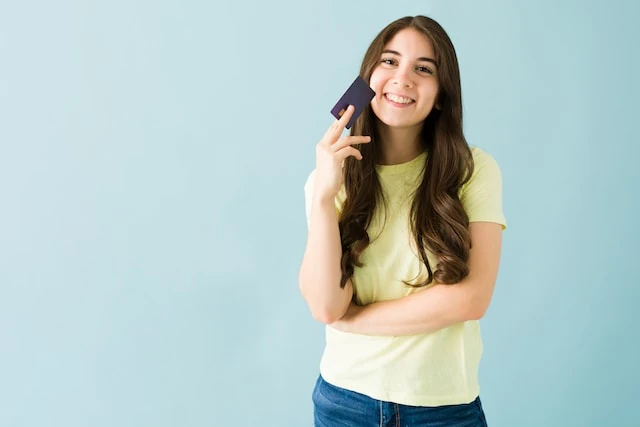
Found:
[312,194,337,211]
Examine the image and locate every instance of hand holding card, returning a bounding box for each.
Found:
[313,104,372,202]
[330,76,376,129]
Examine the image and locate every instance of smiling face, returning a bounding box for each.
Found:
[369,28,439,130]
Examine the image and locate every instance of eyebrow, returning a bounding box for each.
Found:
[381,49,438,67]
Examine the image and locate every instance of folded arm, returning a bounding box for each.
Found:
[331,222,503,336]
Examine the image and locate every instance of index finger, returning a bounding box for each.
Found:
[334,104,355,131]
[322,104,355,146]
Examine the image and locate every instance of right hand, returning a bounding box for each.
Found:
[313,105,371,203]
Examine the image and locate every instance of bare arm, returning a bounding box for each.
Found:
[298,196,353,324]
[331,222,503,335]
[298,105,370,324]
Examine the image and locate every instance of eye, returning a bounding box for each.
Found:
[416,65,434,74]
[380,57,397,66]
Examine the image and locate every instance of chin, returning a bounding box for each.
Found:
[378,116,422,129]
[373,107,431,130]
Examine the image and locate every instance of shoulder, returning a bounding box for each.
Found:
[462,145,502,191]
[460,145,507,229]
[469,145,501,171]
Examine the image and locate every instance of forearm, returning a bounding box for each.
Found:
[334,282,477,336]
[298,196,352,323]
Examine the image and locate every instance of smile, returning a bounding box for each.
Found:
[384,93,415,107]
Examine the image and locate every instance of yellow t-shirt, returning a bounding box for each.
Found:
[303,146,507,406]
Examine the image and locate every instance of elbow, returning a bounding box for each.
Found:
[461,279,493,321]
[302,289,344,324]
[467,307,486,321]
[466,296,490,320]
[298,269,348,324]
[311,308,343,325]
[298,284,345,324]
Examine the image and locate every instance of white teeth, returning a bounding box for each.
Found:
[386,93,414,104]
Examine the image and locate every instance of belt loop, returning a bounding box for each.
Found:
[394,403,400,427]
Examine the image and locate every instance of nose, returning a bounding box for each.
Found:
[391,67,413,88]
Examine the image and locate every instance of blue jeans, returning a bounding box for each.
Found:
[313,374,488,427]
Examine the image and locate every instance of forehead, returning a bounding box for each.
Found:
[383,28,435,57]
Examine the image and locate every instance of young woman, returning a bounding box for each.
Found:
[299,15,506,426]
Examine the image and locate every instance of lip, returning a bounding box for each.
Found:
[384,93,415,108]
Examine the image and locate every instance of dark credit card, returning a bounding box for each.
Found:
[330,76,376,129]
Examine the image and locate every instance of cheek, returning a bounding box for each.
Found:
[368,72,385,94]
[420,84,439,105]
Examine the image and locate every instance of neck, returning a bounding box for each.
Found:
[376,122,424,165]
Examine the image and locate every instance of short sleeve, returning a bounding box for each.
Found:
[303,170,316,229]
[459,147,507,230]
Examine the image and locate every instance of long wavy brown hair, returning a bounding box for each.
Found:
[339,15,474,289]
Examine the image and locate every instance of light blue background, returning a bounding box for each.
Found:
[1,0,638,426]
